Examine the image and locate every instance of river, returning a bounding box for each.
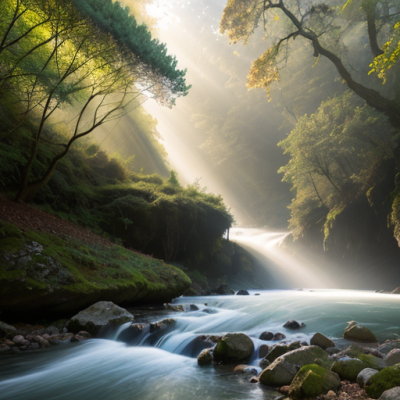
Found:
[1,289,400,400]
[1,229,400,400]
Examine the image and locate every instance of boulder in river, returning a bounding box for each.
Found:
[273,332,286,341]
[343,321,378,343]
[310,333,335,350]
[356,368,378,388]
[259,345,328,386]
[66,301,134,335]
[197,348,213,366]
[283,320,306,330]
[288,364,341,399]
[259,331,274,341]
[213,333,254,364]
[236,290,250,295]
[259,360,300,386]
[366,364,400,398]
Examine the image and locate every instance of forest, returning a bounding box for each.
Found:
[2,2,400,400]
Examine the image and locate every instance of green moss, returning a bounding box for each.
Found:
[289,364,341,399]
[0,221,191,318]
[366,365,400,399]
[332,358,368,382]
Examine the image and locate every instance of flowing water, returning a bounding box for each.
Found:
[2,229,400,400]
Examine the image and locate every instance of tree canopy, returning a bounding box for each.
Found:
[220,0,400,129]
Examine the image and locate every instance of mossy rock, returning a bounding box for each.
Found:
[332,358,369,381]
[213,333,254,363]
[289,364,341,399]
[344,347,386,370]
[366,365,400,399]
[259,346,328,387]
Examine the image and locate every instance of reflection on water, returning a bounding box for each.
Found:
[1,290,400,400]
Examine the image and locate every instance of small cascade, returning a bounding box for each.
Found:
[230,228,335,289]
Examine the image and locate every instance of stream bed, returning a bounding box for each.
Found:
[1,289,400,400]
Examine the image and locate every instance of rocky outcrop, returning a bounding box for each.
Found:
[343,321,378,343]
[213,333,254,363]
[236,290,250,295]
[66,301,134,335]
[288,364,341,399]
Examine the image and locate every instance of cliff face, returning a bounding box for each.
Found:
[0,222,191,321]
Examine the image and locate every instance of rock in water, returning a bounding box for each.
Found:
[213,333,254,363]
[259,331,274,341]
[259,346,328,386]
[283,320,306,330]
[236,290,250,295]
[343,321,378,343]
[310,333,335,350]
[197,348,213,366]
[66,301,134,335]
[289,364,341,399]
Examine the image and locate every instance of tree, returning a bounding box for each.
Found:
[278,91,395,239]
[369,19,400,82]
[220,0,400,129]
[0,0,190,202]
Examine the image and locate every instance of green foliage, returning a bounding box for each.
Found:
[366,364,400,398]
[0,221,191,317]
[71,0,190,99]
[278,92,395,240]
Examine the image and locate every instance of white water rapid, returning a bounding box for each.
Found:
[2,289,400,400]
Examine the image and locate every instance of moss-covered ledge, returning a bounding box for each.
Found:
[0,222,191,320]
